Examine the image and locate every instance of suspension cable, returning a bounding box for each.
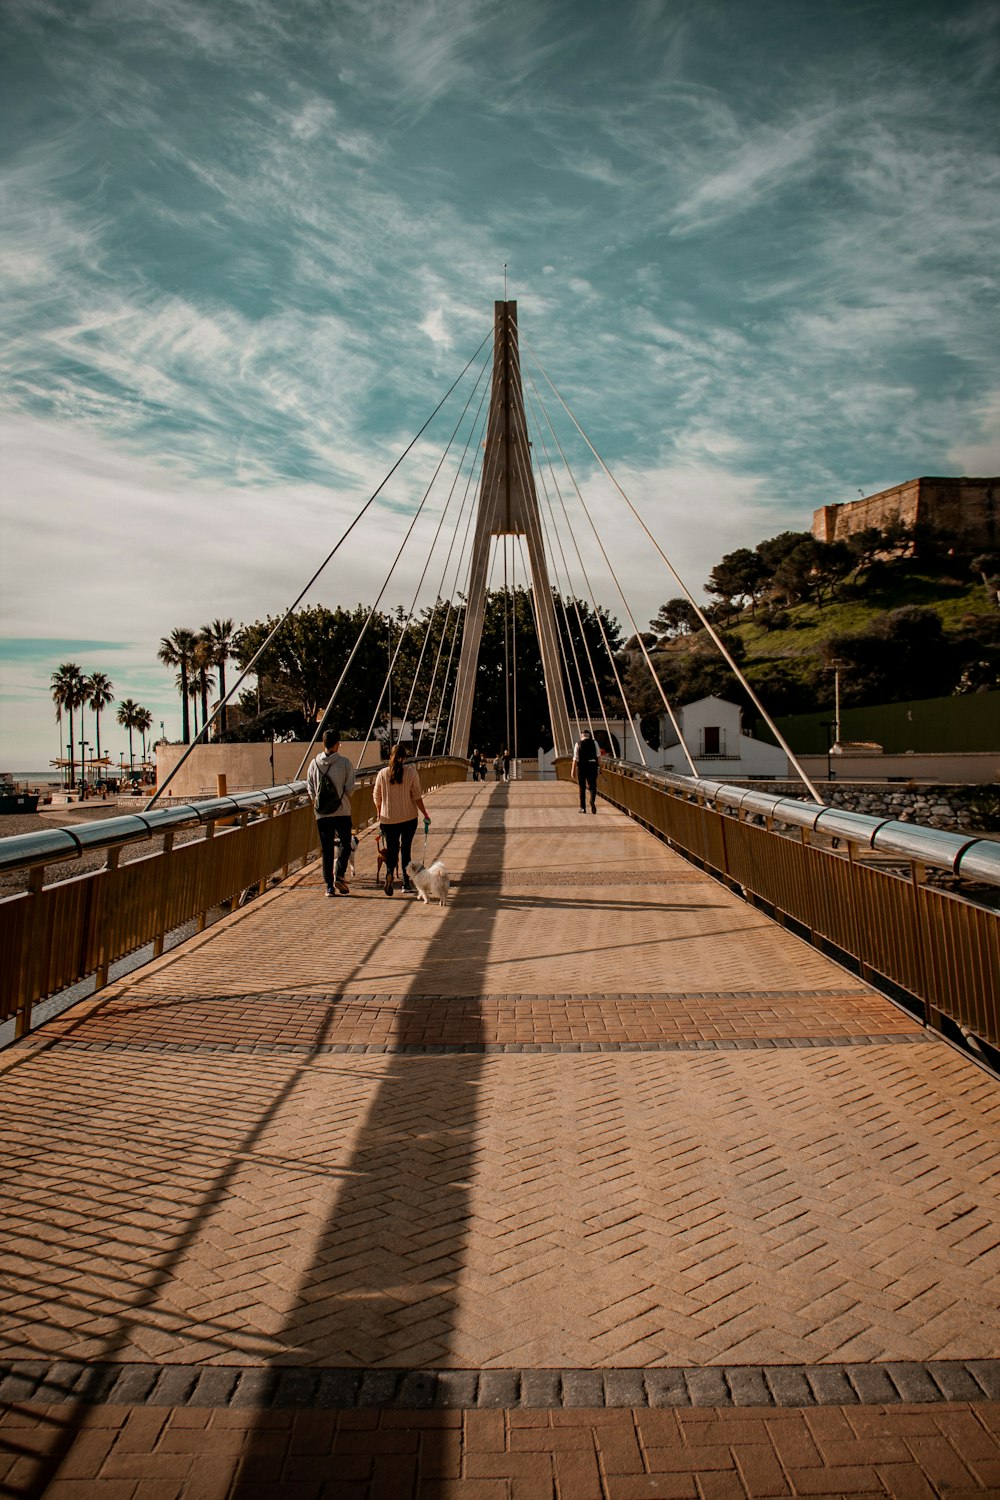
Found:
[398,375,493,742]
[347,354,494,772]
[529,441,594,733]
[145,327,492,809]
[430,468,502,756]
[519,373,639,763]
[503,535,511,753]
[523,335,824,801]
[510,537,518,761]
[505,412,594,749]
[414,432,488,756]
[522,361,684,775]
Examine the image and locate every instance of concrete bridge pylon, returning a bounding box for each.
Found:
[448,301,572,759]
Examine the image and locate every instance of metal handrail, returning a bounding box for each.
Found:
[600,758,1000,888]
[0,757,465,877]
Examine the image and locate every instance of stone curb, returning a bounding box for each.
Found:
[3,1360,998,1410]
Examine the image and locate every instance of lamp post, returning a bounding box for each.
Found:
[821,722,837,782]
[79,739,89,795]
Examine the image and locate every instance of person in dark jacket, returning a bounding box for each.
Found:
[571,729,599,813]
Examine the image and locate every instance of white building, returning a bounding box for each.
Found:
[658,696,787,778]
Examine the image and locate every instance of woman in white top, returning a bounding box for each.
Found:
[373,743,430,895]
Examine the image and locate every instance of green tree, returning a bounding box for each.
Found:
[116,699,142,770]
[707,548,769,617]
[232,605,388,739]
[822,606,950,705]
[157,627,198,743]
[191,636,217,738]
[200,618,236,734]
[50,662,87,786]
[134,706,154,766]
[649,598,700,638]
[87,671,114,769]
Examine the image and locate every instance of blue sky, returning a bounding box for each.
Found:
[2,0,998,768]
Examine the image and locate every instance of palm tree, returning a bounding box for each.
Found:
[157,627,198,743]
[87,671,114,770]
[200,618,235,735]
[51,663,87,787]
[134,707,153,768]
[116,700,142,770]
[192,635,217,739]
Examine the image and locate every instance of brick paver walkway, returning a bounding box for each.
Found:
[2,780,999,1497]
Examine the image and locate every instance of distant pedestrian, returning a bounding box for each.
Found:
[492,753,502,781]
[307,729,356,896]
[572,729,599,814]
[374,743,430,896]
[502,748,511,781]
[470,748,483,781]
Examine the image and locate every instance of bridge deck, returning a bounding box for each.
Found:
[2,780,1000,1497]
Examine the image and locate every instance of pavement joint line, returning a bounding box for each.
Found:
[3,1359,999,1410]
[18,1033,930,1055]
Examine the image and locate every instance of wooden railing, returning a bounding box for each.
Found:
[0,758,468,1038]
[557,759,1000,1050]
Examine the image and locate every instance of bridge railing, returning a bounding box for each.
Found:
[556,758,1000,1052]
[0,756,469,1038]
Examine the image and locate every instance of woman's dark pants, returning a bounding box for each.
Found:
[381,818,418,883]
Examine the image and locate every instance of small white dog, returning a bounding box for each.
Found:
[406,859,450,906]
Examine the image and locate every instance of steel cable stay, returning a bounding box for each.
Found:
[515,531,585,756]
[414,441,490,757]
[527,434,597,736]
[506,410,597,745]
[352,354,494,769]
[522,362,685,776]
[517,410,617,754]
[145,327,492,810]
[528,500,587,738]
[519,372,640,762]
[513,346,638,755]
[522,335,824,802]
[507,396,600,737]
[426,468,503,757]
[295,405,488,781]
[431,478,501,757]
[398,384,493,751]
[510,535,519,761]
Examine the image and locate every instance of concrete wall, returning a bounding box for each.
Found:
[813,476,999,550]
[797,752,999,784]
[155,739,382,799]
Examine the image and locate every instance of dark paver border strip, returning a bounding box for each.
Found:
[29,1034,930,1057]
[2,1359,997,1410]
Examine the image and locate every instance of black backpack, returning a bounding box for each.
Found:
[578,737,598,765]
[314,760,345,816]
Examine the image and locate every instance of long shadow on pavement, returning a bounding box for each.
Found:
[229,779,510,1497]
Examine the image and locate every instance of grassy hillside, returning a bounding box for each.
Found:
[730,565,992,668]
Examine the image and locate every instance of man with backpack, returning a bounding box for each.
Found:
[571,728,600,814]
[307,729,356,896]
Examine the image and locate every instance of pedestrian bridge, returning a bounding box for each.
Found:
[2,774,1000,1498]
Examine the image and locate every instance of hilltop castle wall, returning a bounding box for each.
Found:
[813,476,999,550]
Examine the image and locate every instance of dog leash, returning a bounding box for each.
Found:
[422,817,430,862]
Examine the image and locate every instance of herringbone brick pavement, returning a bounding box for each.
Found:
[2,780,998,1499]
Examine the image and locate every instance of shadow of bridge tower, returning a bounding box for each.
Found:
[230,778,511,1496]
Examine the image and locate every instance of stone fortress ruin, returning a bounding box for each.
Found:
[813,475,998,550]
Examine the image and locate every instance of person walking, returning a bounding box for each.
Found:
[492,752,502,782]
[571,728,599,814]
[374,742,430,895]
[307,729,356,896]
[470,748,483,782]
[502,748,511,782]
